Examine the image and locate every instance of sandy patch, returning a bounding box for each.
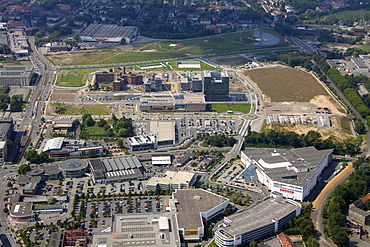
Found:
[49,89,81,102]
[309,95,346,116]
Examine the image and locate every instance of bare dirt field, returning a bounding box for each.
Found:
[49,89,81,102]
[230,77,247,93]
[245,67,328,102]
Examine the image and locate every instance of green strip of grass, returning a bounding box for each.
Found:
[340,117,352,135]
[56,69,97,87]
[210,103,251,114]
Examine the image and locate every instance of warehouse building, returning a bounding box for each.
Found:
[241,147,333,201]
[146,171,197,191]
[80,24,138,43]
[151,150,172,165]
[351,56,369,73]
[90,156,144,184]
[177,61,201,69]
[0,65,34,86]
[214,197,301,247]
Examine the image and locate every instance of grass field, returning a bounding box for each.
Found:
[50,103,110,115]
[210,103,251,113]
[56,69,97,87]
[45,28,284,66]
[340,117,353,135]
[84,125,106,136]
[245,67,328,102]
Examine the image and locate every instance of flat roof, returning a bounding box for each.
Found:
[202,70,228,79]
[174,189,229,230]
[102,156,142,172]
[81,24,137,39]
[91,213,180,247]
[126,135,156,146]
[243,147,333,187]
[220,198,300,236]
[10,202,33,216]
[146,171,196,187]
[149,121,175,142]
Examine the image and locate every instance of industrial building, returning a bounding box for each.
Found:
[148,121,177,147]
[58,159,90,178]
[146,171,197,191]
[89,156,144,184]
[80,24,138,43]
[91,213,181,247]
[51,118,78,133]
[241,147,333,201]
[151,150,172,165]
[177,61,201,69]
[45,42,72,52]
[351,56,369,73]
[214,197,301,247]
[174,152,194,167]
[0,65,34,86]
[170,189,230,241]
[202,70,229,102]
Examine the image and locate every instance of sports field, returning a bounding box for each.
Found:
[245,67,328,102]
[45,28,284,66]
[56,69,97,87]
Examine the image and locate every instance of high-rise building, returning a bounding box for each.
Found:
[202,70,229,101]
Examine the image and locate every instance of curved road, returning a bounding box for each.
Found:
[311,163,355,247]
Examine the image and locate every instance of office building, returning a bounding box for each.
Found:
[58,159,89,178]
[214,198,301,247]
[0,65,34,86]
[146,171,197,191]
[202,70,229,101]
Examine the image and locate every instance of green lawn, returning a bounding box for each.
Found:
[210,103,251,114]
[84,124,106,136]
[340,117,353,135]
[45,28,285,66]
[208,241,218,247]
[56,69,98,87]
[50,103,110,115]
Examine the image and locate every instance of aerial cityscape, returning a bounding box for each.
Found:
[0,0,369,247]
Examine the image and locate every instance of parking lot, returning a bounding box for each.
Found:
[79,196,169,232]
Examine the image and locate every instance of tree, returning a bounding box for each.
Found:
[3,208,8,214]
[120,38,127,45]
[17,164,31,175]
[117,139,124,148]
[7,182,12,188]
[47,197,56,204]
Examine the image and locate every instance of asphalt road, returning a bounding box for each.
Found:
[310,164,355,247]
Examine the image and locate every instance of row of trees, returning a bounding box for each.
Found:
[321,157,370,246]
[245,129,362,155]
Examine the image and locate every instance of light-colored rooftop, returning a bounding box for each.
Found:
[43,137,64,152]
[91,213,180,247]
[146,171,196,187]
[220,198,300,236]
[173,189,229,230]
[149,121,175,142]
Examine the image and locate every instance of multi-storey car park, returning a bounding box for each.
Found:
[241,146,333,201]
[214,197,301,247]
